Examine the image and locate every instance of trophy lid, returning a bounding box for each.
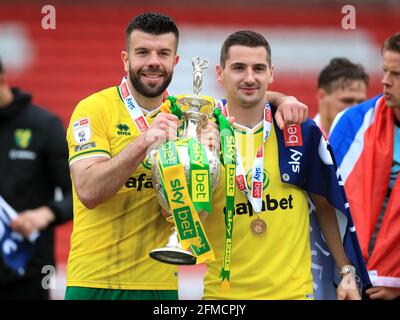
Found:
[192,57,208,96]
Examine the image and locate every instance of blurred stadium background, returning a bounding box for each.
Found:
[0,0,399,299]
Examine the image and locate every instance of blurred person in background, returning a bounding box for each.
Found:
[64,12,308,300]
[330,32,400,300]
[314,57,369,137]
[0,59,73,300]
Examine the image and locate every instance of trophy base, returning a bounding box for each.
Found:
[149,247,197,265]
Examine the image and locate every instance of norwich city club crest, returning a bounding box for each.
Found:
[141,154,152,170]
[15,129,32,149]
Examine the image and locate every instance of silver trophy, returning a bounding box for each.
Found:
[149,57,220,265]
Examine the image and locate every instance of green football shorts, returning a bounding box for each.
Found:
[65,286,178,300]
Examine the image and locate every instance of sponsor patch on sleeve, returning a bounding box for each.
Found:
[73,118,92,145]
[74,142,96,153]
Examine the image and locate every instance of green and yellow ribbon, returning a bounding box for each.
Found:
[158,97,236,278]
[161,96,182,120]
[213,108,236,288]
[188,138,211,214]
[157,98,214,264]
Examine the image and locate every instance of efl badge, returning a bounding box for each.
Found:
[73,118,92,145]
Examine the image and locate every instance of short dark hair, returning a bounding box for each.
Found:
[382,32,400,54]
[125,12,179,52]
[220,30,272,68]
[0,59,3,74]
[318,57,369,93]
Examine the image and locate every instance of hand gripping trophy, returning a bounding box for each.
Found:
[149,57,220,265]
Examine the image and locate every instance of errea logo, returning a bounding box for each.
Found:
[116,124,131,136]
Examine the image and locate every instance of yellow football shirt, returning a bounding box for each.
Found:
[66,87,178,290]
[203,120,313,299]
